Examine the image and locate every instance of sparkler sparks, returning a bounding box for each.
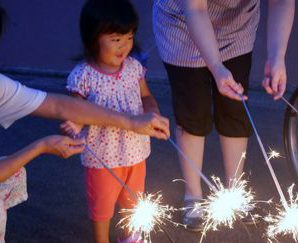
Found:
[183,174,259,243]
[194,175,256,240]
[119,192,178,243]
[266,184,298,242]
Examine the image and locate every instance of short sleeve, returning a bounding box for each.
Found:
[66,64,90,98]
[0,74,47,129]
[128,57,147,82]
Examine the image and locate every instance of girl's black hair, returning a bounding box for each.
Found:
[80,0,139,61]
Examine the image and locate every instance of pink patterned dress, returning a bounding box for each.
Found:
[66,57,150,169]
[0,167,27,242]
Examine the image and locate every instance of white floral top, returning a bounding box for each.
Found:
[0,167,27,242]
[66,57,151,169]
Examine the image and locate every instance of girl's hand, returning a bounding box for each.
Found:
[212,64,247,101]
[40,135,85,158]
[262,59,287,100]
[60,121,83,137]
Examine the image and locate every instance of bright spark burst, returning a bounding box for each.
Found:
[203,175,255,229]
[268,150,280,160]
[118,192,178,243]
[266,184,298,242]
[190,175,257,242]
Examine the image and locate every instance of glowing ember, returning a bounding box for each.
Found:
[119,192,178,243]
[266,184,298,242]
[202,175,255,229]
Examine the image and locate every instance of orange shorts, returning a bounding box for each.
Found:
[85,161,146,221]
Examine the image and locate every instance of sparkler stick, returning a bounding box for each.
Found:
[84,146,137,199]
[168,138,216,191]
[240,96,288,209]
[281,96,298,113]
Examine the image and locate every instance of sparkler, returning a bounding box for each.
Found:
[241,96,289,209]
[118,192,179,243]
[281,96,298,113]
[168,138,216,191]
[84,145,176,242]
[263,95,298,242]
[184,154,258,242]
[197,174,256,243]
[168,137,258,239]
[266,184,298,242]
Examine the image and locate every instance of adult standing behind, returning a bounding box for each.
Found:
[153,0,294,230]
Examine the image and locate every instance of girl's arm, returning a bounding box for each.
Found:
[140,78,160,114]
[184,0,245,100]
[0,135,85,182]
[262,0,295,99]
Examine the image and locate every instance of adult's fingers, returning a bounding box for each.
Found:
[262,77,273,94]
[274,81,286,100]
[271,75,279,94]
[67,137,86,146]
[149,128,168,140]
[151,115,170,138]
[223,86,247,101]
[228,80,244,95]
[65,144,85,157]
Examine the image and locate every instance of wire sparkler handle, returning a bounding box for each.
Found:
[240,95,288,209]
[168,138,216,191]
[84,145,138,200]
[281,96,298,114]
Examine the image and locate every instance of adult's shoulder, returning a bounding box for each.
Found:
[0,73,16,86]
[0,73,18,97]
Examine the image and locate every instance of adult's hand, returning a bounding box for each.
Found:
[212,64,247,101]
[262,59,287,100]
[130,113,170,140]
[41,135,85,158]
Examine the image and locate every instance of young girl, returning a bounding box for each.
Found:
[61,0,161,242]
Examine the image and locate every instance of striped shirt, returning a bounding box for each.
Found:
[153,0,260,67]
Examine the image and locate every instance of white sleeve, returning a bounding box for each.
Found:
[0,74,47,129]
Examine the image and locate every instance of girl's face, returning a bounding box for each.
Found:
[96,31,134,72]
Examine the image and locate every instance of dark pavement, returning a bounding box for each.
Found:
[0,0,298,242]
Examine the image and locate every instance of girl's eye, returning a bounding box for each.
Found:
[112,38,121,42]
[128,36,133,40]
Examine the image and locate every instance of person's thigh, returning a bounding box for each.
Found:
[118,161,146,209]
[85,167,125,221]
[212,52,253,137]
[164,63,213,136]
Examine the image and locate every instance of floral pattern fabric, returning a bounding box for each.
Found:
[0,167,27,242]
[66,57,151,169]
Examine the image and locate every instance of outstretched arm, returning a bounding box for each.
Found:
[263,0,295,99]
[0,135,85,182]
[32,93,169,139]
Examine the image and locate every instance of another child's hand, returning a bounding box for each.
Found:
[60,121,83,137]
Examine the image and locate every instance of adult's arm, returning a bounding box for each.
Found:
[0,135,85,182]
[32,93,169,139]
[184,0,245,100]
[262,0,295,99]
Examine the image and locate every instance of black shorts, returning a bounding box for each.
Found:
[164,52,253,137]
